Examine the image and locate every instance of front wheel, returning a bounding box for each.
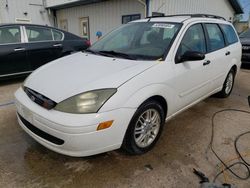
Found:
[215,69,235,98]
[122,100,165,155]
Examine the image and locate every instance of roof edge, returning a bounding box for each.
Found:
[46,0,107,10]
[228,0,244,14]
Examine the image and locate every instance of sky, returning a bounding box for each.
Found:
[240,0,250,21]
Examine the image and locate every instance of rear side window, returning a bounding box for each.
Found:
[177,24,206,57]
[26,26,53,42]
[0,26,21,44]
[52,29,63,41]
[205,24,225,52]
[220,24,238,45]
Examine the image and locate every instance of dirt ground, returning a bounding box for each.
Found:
[0,68,249,188]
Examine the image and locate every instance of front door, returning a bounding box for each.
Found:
[79,17,90,40]
[172,23,213,109]
[0,25,29,77]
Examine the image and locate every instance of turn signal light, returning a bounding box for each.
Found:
[97,120,114,131]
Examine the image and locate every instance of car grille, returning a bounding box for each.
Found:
[24,87,56,110]
[18,113,64,145]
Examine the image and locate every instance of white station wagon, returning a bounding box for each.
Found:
[15,14,242,157]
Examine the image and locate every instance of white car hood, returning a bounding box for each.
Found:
[25,52,156,103]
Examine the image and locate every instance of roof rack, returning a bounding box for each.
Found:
[146,14,226,21]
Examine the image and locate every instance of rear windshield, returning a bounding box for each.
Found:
[89,22,182,60]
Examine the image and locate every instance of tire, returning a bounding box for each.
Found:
[215,69,235,98]
[122,100,165,155]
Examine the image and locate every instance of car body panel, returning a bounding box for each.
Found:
[0,43,29,75]
[15,16,242,157]
[240,37,250,64]
[0,24,89,79]
[24,52,157,103]
[15,88,135,156]
[26,41,63,70]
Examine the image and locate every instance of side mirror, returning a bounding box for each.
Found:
[176,51,205,64]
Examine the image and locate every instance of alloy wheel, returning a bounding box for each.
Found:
[134,109,161,148]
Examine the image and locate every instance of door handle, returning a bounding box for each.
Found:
[53,44,62,47]
[203,60,211,66]
[14,47,25,52]
[225,51,231,56]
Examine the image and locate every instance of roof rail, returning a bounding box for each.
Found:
[146,14,226,21]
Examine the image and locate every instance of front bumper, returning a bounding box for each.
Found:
[15,88,136,157]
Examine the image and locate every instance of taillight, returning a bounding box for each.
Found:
[86,40,91,46]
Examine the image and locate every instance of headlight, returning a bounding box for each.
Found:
[54,89,117,114]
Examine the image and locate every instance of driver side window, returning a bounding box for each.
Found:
[177,24,206,57]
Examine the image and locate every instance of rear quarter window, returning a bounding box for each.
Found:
[220,24,238,45]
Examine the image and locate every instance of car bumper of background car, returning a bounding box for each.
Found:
[15,88,136,157]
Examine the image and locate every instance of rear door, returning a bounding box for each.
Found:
[51,29,64,56]
[24,26,63,70]
[0,25,29,77]
[219,24,240,74]
[203,23,228,89]
[173,23,213,109]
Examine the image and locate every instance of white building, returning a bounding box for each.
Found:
[0,0,243,43]
[149,0,242,21]
[45,0,243,43]
[46,0,146,42]
[0,0,53,25]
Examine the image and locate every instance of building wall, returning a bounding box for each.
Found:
[56,0,145,42]
[149,0,235,21]
[0,0,53,25]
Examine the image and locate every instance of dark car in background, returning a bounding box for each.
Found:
[0,24,90,79]
[239,29,250,64]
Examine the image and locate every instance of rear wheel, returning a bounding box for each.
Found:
[122,100,165,155]
[215,69,235,98]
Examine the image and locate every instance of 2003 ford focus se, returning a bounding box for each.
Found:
[15,14,242,157]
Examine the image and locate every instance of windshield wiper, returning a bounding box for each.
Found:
[98,50,137,60]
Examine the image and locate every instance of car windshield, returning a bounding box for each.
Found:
[88,22,182,60]
[239,29,250,38]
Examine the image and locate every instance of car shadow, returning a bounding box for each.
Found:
[241,63,250,70]
[0,75,27,86]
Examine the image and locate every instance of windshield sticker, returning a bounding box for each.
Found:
[152,23,175,29]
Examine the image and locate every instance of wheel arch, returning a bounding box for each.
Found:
[121,94,168,154]
[141,95,168,118]
[119,84,175,118]
[231,64,237,74]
